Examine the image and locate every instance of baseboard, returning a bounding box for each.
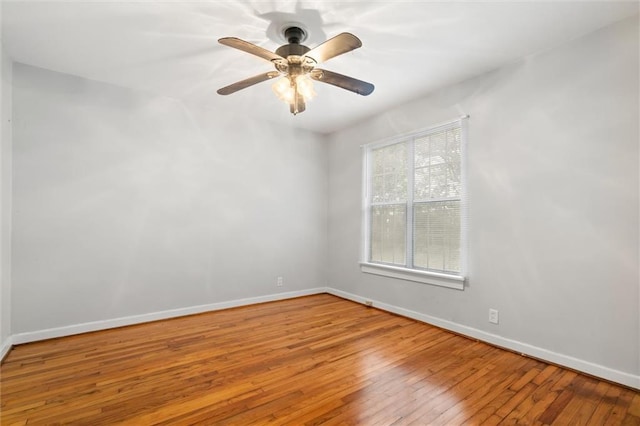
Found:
[0,335,13,362]
[11,288,327,345]
[8,287,639,390]
[326,287,640,390]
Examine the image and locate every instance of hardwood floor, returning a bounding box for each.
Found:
[1,294,638,425]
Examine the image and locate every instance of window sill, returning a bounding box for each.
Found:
[360,262,465,290]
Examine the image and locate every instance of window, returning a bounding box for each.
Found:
[362,118,467,290]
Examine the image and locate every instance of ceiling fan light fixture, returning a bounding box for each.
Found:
[295,75,316,100]
[272,76,293,102]
[272,75,316,111]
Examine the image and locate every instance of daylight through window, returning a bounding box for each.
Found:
[362,118,467,288]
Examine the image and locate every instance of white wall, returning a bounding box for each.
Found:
[11,64,327,334]
[0,8,14,357]
[328,15,639,385]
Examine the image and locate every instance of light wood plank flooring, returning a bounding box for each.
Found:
[1,294,639,425]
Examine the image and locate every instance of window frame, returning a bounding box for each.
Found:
[361,117,468,290]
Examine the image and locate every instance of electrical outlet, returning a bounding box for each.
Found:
[276,276,283,287]
[489,309,499,324]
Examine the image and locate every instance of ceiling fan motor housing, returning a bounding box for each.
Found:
[275,43,310,58]
[275,27,312,59]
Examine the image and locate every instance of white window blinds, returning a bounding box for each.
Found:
[363,117,467,286]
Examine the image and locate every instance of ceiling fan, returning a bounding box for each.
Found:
[217,26,374,115]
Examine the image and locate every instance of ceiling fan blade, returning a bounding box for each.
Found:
[310,69,374,96]
[218,37,285,63]
[217,71,280,95]
[303,33,362,64]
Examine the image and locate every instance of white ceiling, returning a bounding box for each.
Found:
[2,1,638,134]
